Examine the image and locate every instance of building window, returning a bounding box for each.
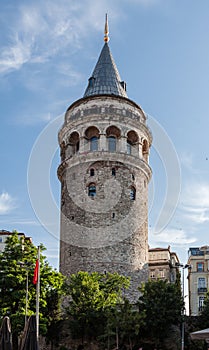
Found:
[90,136,98,151]
[112,168,116,176]
[150,270,155,279]
[130,187,136,200]
[90,168,95,176]
[69,131,80,156]
[199,296,205,311]
[88,77,95,88]
[197,262,204,272]
[127,130,139,155]
[85,126,100,151]
[198,277,206,288]
[88,184,96,198]
[108,136,116,152]
[170,272,175,282]
[159,270,165,278]
[132,174,135,181]
[142,139,149,161]
[127,141,132,154]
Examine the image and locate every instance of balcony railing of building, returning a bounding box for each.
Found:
[198,287,207,294]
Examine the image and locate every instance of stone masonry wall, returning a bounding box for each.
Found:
[58,95,152,302]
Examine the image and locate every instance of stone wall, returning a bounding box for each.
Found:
[58,95,152,302]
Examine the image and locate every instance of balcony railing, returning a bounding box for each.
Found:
[198,287,207,293]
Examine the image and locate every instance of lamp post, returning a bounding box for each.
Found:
[176,263,191,350]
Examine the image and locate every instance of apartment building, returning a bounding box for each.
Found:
[0,230,32,253]
[148,246,180,283]
[187,246,209,316]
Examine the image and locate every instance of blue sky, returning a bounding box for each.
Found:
[1,0,209,269]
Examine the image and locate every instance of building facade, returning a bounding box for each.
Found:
[58,18,152,300]
[148,246,180,283]
[0,230,31,252]
[188,246,209,316]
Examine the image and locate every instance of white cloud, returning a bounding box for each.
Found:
[15,112,53,126]
[9,219,41,226]
[183,183,209,207]
[149,227,196,247]
[0,192,15,215]
[0,34,33,74]
[179,182,209,224]
[0,0,120,75]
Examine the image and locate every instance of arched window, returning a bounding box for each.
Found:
[130,187,136,200]
[85,126,100,152]
[90,168,95,176]
[112,168,116,176]
[69,131,80,156]
[127,130,139,155]
[90,136,98,151]
[88,184,96,198]
[108,136,116,152]
[142,139,149,161]
[106,125,121,153]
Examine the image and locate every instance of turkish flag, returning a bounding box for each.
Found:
[33,259,39,285]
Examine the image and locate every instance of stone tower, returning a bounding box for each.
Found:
[58,16,152,300]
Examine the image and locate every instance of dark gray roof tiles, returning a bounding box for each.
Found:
[83,43,128,98]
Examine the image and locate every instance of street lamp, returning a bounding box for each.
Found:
[175,263,191,350]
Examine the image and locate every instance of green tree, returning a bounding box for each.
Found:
[198,291,209,329]
[0,231,64,350]
[138,279,183,349]
[103,298,145,350]
[65,271,130,342]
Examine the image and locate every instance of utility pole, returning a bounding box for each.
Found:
[176,263,191,350]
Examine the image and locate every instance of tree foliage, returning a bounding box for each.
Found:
[198,291,209,329]
[138,279,183,348]
[65,271,131,342]
[0,231,64,349]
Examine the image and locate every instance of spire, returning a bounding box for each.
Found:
[83,15,127,98]
[104,13,109,43]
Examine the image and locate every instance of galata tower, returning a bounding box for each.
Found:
[58,16,152,300]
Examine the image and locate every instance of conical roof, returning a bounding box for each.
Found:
[83,42,128,98]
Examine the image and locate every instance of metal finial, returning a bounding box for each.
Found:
[104,13,109,43]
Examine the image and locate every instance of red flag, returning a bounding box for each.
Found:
[33,259,39,285]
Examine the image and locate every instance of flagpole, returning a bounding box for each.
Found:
[36,245,40,340]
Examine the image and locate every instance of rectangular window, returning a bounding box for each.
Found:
[197,262,204,272]
[108,137,116,152]
[127,142,131,154]
[199,296,205,311]
[90,137,98,151]
[198,277,206,288]
[150,271,155,278]
[159,270,165,278]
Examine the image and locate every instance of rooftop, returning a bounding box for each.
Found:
[83,15,127,98]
